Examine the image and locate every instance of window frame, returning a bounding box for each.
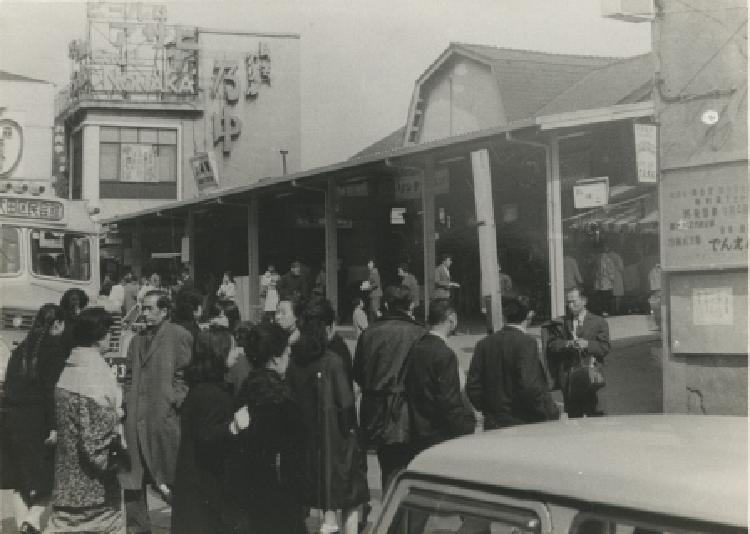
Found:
[98,126,178,185]
[28,228,93,284]
[0,224,22,277]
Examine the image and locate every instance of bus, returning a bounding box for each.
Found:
[0,192,126,378]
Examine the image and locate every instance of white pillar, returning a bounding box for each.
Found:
[545,133,565,318]
[471,149,503,331]
[82,125,100,203]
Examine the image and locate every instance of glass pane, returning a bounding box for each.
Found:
[0,225,20,274]
[30,230,91,281]
[158,129,177,145]
[100,126,120,142]
[120,127,138,143]
[99,143,120,181]
[157,145,177,182]
[139,128,158,144]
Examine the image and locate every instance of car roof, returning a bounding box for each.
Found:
[406,415,748,527]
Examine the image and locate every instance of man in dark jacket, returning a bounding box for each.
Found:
[467,297,559,430]
[547,287,610,417]
[405,300,474,455]
[354,285,424,491]
[277,261,310,302]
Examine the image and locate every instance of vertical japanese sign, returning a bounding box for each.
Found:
[634,123,657,183]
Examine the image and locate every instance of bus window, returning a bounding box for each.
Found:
[0,225,20,274]
[30,229,91,281]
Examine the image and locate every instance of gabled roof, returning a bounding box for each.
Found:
[536,53,654,116]
[0,70,49,84]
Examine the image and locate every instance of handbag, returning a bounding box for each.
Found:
[568,353,606,396]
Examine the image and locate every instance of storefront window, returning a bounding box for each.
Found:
[0,225,20,274]
[99,126,177,199]
[30,229,91,281]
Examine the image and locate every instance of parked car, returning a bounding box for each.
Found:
[374,415,747,533]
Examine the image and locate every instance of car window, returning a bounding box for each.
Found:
[0,225,20,274]
[386,488,541,534]
[573,513,745,534]
[30,229,91,281]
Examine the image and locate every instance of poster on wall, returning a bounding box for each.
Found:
[121,144,157,182]
[573,177,609,209]
[395,168,449,201]
[661,164,748,270]
[634,123,657,183]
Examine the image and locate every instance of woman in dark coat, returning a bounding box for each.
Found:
[227,322,307,534]
[58,288,88,353]
[287,299,369,534]
[1,303,66,534]
[171,327,250,534]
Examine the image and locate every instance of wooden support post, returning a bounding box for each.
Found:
[185,209,195,278]
[422,156,437,324]
[545,133,565,319]
[471,148,503,332]
[132,219,143,278]
[247,194,260,321]
[325,177,339,315]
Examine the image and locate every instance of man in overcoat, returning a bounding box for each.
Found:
[353,286,424,491]
[121,290,192,533]
[547,287,610,417]
[467,297,559,430]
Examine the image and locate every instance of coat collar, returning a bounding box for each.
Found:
[140,321,167,366]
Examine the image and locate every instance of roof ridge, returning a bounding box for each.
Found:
[0,70,50,84]
[450,41,630,62]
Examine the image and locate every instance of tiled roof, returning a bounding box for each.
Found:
[0,70,49,84]
[350,126,406,159]
[535,53,654,116]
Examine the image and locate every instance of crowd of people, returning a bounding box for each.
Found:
[1,256,610,534]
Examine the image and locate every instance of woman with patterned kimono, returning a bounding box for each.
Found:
[47,308,124,533]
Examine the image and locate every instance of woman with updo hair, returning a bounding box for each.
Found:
[226,322,306,534]
[287,299,369,534]
[1,304,66,534]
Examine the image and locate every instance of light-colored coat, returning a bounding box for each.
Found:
[433,264,452,300]
[120,321,192,489]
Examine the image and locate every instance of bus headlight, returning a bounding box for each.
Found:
[12,316,23,328]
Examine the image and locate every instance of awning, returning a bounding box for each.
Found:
[566,191,659,234]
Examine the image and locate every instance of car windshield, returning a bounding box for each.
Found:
[0,225,20,274]
[30,229,91,281]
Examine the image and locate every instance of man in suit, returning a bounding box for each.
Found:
[433,254,459,301]
[277,260,310,302]
[397,262,420,314]
[547,287,610,418]
[467,297,559,429]
[405,300,475,456]
[121,290,192,533]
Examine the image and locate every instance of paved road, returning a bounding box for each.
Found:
[1,315,661,533]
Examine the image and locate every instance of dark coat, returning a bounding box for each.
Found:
[226,369,306,534]
[277,272,309,301]
[329,333,354,389]
[467,326,559,430]
[0,334,67,496]
[120,321,192,489]
[287,348,369,510]
[172,382,235,534]
[547,311,611,363]
[405,334,475,454]
[353,312,424,447]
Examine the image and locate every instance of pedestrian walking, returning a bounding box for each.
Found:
[352,297,368,339]
[353,285,424,491]
[397,263,420,313]
[278,261,310,302]
[405,300,475,456]
[261,263,281,322]
[47,308,125,533]
[360,258,382,321]
[171,328,250,534]
[172,287,204,342]
[593,244,616,316]
[467,297,559,430]
[228,322,307,534]
[606,244,625,315]
[288,299,369,534]
[120,290,193,533]
[547,288,610,418]
[137,272,161,303]
[1,304,66,534]
[433,254,459,302]
[217,271,237,303]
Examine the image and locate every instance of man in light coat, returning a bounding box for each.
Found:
[121,290,192,533]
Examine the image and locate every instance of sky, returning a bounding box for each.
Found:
[0,0,652,169]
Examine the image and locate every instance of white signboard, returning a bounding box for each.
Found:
[692,287,733,326]
[573,177,609,209]
[121,144,157,182]
[634,123,657,183]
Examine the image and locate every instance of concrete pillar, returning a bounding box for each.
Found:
[247,194,260,320]
[82,125,100,203]
[325,177,339,314]
[545,133,565,318]
[471,149,503,332]
[422,156,436,323]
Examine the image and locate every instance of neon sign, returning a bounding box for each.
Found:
[0,197,64,221]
